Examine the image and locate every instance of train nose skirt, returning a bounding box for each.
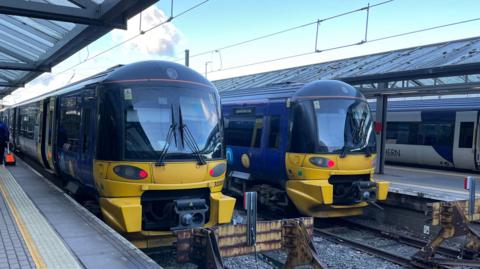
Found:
[329,175,376,204]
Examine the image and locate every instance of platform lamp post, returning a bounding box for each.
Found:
[205,61,212,78]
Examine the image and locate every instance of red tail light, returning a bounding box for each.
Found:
[138,170,148,179]
[327,160,335,168]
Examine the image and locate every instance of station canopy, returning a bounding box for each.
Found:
[0,0,157,98]
[213,36,480,98]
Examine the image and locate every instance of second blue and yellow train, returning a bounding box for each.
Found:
[221,80,389,217]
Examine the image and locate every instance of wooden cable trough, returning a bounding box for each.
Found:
[174,217,326,269]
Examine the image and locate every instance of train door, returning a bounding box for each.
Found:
[43,97,56,170]
[453,111,477,170]
[262,101,287,184]
[224,105,266,178]
[476,112,480,170]
[14,108,20,150]
[37,100,48,168]
[78,89,96,187]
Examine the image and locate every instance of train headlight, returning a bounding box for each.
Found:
[113,165,148,180]
[209,163,226,177]
[309,157,335,168]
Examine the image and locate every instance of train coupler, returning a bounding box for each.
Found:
[172,198,209,230]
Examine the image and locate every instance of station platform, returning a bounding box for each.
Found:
[375,164,480,201]
[0,158,161,269]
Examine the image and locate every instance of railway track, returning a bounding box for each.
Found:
[313,219,480,269]
[314,227,415,268]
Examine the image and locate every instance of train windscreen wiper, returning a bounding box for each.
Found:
[178,106,207,165]
[339,145,350,158]
[155,105,177,166]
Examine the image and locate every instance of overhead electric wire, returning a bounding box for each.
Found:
[54,0,209,77]
[176,0,393,61]
[207,16,480,74]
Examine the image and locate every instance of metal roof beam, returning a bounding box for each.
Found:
[0,62,50,72]
[0,81,23,87]
[0,32,44,56]
[0,0,126,29]
[0,23,50,51]
[360,81,480,98]
[0,73,13,83]
[68,0,96,10]
[0,15,58,45]
[0,41,34,63]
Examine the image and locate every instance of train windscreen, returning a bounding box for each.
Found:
[97,84,223,161]
[125,87,221,160]
[290,98,375,155]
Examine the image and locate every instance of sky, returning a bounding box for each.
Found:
[3,0,480,104]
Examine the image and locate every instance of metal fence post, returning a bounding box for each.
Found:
[244,192,257,246]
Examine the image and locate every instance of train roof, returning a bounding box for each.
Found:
[220,82,303,104]
[10,61,214,108]
[369,97,480,112]
[221,80,364,104]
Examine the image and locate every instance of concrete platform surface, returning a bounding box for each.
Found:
[0,158,161,269]
[376,165,480,201]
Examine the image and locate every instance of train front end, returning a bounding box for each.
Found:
[92,61,235,242]
[286,80,389,217]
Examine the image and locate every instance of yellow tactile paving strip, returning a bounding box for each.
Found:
[0,167,83,269]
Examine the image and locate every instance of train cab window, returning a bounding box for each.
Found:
[459,122,474,148]
[225,115,263,148]
[268,116,280,148]
[59,96,82,151]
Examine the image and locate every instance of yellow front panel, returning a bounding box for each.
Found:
[210,192,236,224]
[99,197,142,233]
[286,153,375,180]
[93,160,235,235]
[284,152,389,218]
[151,160,226,184]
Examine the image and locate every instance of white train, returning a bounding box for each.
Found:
[370,98,480,170]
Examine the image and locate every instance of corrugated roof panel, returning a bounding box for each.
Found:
[214,36,480,92]
[0,0,158,98]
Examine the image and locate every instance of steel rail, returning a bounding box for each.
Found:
[342,220,461,259]
[314,227,416,268]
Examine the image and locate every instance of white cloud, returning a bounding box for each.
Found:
[112,5,182,57]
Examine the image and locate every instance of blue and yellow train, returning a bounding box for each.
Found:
[221,80,389,217]
[1,61,235,240]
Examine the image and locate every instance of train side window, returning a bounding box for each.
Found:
[224,115,263,148]
[252,117,263,148]
[386,122,419,145]
[459,122,474,148]
[268,116,280,148]
[59,96,82,151]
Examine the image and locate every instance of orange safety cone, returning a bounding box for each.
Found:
[5,144,15,166]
